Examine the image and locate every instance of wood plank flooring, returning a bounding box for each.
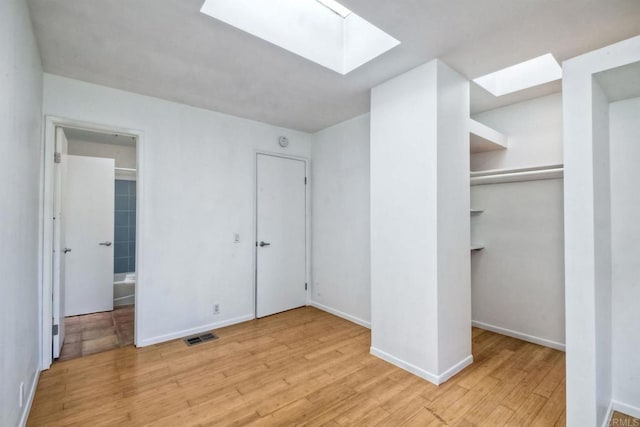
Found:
[610,411,640,426]
[28,307,566,426]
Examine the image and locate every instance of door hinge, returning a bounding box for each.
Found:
[305,283,308,291]
[304,177,307,185]
[52,324,59,336]
[54,152,61,163]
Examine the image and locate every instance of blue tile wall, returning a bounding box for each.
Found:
[114,180,136,273]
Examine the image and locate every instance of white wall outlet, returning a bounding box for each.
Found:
[213,303,220,315]
[19,381,25,408]
[234,233,240,243]
[315,282,321,297]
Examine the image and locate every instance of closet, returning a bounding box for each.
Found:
[467,92,566,351]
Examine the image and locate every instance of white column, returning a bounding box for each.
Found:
[563,35,640,426]
[369,59,471,384]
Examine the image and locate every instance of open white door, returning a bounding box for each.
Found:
[64,155,115,316]
[52,127,68,358]
[256,154,307,318]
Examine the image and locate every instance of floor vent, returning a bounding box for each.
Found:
[184,332,218,346]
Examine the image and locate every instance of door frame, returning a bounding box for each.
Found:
[40,116,145,370]
[253,151,311,319]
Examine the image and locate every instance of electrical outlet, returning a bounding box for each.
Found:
[213,304,220,315]
[19,381,25,408]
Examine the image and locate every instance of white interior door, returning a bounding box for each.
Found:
[256,154,307,318]
[52,127,68,358]
[64,155,115,316]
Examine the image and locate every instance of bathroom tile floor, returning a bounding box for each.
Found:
[58,305,134,362]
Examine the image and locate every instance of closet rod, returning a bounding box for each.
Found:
[471,167,563,186]
[470,163,563,178]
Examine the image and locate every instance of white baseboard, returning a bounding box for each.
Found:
[472,320,566,351]
[19,367,40,427]
[138,314,254,347]
[602,400,615,427]
[370,346,473,385]
[597,399,640,427]
[308,300,371,329]
[439,355,475,384]
[370,347,439,384]
[613,400,640,419]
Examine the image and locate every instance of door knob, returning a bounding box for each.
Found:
[99,241,112,247]
[259,241,271,247]
[63,248,72,254]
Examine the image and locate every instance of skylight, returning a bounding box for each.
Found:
[473,54,563,96]
[200,0,400,75]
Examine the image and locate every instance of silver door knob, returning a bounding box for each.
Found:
[63,248,72,254]
[99,241,112,247]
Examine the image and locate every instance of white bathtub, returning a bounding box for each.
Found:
[114,272,135,307]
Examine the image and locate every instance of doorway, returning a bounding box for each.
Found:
[255,153,308,318]
[41,117,143,368]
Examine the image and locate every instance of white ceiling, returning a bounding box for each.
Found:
[28,0,640,132]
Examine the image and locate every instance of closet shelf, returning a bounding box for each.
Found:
[470,243,485,251]
[469,119,508,153]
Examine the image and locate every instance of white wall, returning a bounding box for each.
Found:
[471,179,565,349]
[0,0,43,425]
[471,93,563,171]
[67,139,136,169]
[370,60,471,384]
[435,62,472,376]
[610,96,640,415]
[591,80,613,426]
[310,114,371,327]
[43,74,312,346]
[562,35,640,426]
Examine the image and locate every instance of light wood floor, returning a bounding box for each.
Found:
[611,411,640,426]
[28,307,566,426]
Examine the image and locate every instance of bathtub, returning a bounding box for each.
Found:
[114,272,135,307]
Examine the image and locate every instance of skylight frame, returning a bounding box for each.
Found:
[316,0,352,18]
[474,53,563,96]
[200,0,400,75]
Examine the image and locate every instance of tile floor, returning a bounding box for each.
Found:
[58,305,134,361]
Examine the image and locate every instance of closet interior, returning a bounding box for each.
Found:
[468,89,566,351]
